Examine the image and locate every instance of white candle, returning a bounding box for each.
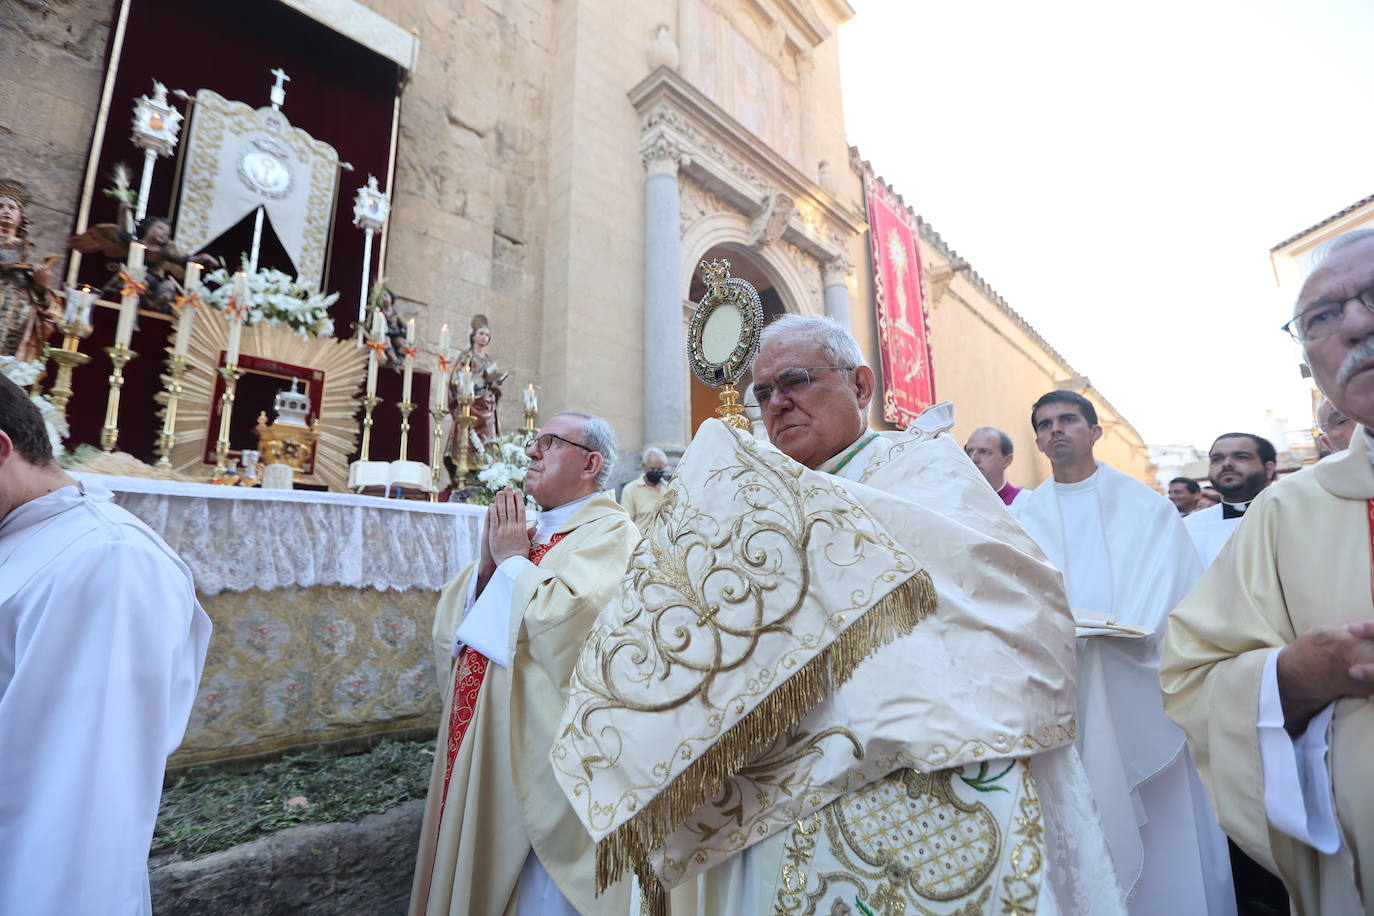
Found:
[458,361,474,399]
[114,242,145,347]
[438,322,450,356]
[226,270,246,367]
[523,382,538,412]
[366,309,384,396]
[78,287,95,326]
[64,287,79,324]
[432,354,447,408]
[173,263,201,359]
[401,319,415,403]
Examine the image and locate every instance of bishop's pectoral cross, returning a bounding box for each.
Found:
[269,67,291,110]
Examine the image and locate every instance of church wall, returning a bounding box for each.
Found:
[0,0,114,267]
[358,0,556,440]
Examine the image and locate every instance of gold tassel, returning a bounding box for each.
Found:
[595,569,937,893]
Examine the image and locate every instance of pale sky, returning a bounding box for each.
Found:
[838,0,1374,450]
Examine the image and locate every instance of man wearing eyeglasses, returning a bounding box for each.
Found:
[411,411,640,916]
[552,315,1126,914]
[1163,229,1374,915]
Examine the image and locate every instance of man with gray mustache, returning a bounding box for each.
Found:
[1163,228,1374,914]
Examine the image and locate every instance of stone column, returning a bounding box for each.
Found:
[824,257,852,329]
[642,141,686,451]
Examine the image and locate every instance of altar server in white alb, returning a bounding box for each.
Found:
[0,376,211,916]
[1013,389,1234,916]
[1183,432,1276,567]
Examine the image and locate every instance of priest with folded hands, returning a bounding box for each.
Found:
[411,410,640,916]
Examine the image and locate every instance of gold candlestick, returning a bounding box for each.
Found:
[212,365,244,478]
[397,399,416,459]
[359,394,382,461]
[521,405,537,437]
[99,344,137,452]
[452,396,476,489]
[43,319,93,426]
[429,403,450,502]
[155,356,189,469]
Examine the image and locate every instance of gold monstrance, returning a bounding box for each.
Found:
[687,259,763,430]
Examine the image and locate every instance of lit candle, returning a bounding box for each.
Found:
[458,360,474,400]
[366,308,385,396]
[226,270,246,367]
[77,287,95,326]
[438,322,450,356]
[173,263,201,359]
[401,318,415,403]
[523,382,538,412]
[114,242,145,347]
[64,287,79,324]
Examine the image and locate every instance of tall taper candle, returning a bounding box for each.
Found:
[366,308,385,395]
[401,317,416,403]
[114,242,145,347]
[173,262,201,359]
[226,270,246,367]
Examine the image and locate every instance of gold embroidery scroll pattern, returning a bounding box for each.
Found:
[556,433,913,824]
[998,765,1044,916]
[771,768,1014,916]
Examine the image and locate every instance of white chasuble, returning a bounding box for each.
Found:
[1014,465,1234,915]
[409,493,640,916]
[0,482,211,916]
[1163,430,1374,915]
[552,417,1124,915]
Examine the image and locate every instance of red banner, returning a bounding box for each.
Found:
[863,169,936,426]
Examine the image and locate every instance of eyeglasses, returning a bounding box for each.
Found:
[1281,287,1374,343]
[529,431,592,454]
[751,366,852,406]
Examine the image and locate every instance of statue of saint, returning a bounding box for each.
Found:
[370,282,409,370]
[0,180,60,362]
[449,315,509,449]
[69,215,221,314]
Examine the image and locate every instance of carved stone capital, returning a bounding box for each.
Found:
[924,259,969,308]
[823,255,854,288]
[641,135,687,176]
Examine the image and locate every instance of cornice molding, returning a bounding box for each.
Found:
[630,67,866,266]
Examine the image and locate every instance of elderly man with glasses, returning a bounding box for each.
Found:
[412,410,640,916]
[1163,229,1374,914]
[551,315,1124,915]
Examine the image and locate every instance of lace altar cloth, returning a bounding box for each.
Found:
[72,473,484,596]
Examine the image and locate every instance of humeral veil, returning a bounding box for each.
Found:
[551,418,1095,913]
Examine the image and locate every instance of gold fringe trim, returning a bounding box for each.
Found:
[596,569,937,896]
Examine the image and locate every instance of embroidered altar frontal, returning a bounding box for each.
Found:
[73,474,483,767]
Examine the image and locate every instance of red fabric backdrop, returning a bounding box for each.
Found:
[61,0,429,465]
[863,169,937,427]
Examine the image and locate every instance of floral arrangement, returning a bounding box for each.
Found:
[202,263,338,338]
[456,430,536,506]
[1,356,68,456]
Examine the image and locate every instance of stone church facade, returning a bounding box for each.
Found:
[2,0,1153,486]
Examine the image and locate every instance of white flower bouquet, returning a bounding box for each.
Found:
[460,431,536,506]
[202,264,339,338]
[2,356,69,456]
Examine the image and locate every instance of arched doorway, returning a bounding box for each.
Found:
[687,245,788,436]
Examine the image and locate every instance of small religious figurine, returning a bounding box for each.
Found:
[448,314,509,446]
[369,281,409,370]
[69,214,221,313]
[0,179,61,361]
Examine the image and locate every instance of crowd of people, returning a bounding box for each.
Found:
[4,229,1374,915]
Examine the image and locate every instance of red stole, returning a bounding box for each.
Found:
[439,533,568,814]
